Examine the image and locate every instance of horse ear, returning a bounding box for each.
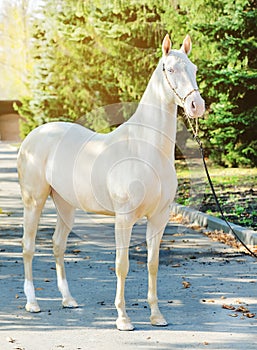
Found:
[162,34,172,56]
[181,34,192,55]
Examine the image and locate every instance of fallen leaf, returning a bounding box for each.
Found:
[72,249,81,254]
[15,294,19,299]
[189,224,201,231]
[229,313,238,317]
[222,304,236,310]
[182,281,191,289]
[6,337,15,343]
[172,263,181,268]
[35,287,43,291]
[204,230,241,250]
[244,312,256,318]
[235,306,249,313]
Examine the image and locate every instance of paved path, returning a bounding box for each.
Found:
[0,142,257,350]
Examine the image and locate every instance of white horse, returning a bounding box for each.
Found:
[17,34,205,331]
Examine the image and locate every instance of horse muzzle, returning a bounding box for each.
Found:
[184,91,205,118]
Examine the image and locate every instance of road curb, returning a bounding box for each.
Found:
[170,203,257,246]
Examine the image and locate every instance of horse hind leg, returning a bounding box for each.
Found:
[22,187,50,313]
[51,190,78,308]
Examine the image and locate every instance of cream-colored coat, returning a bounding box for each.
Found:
[17,35,205,331]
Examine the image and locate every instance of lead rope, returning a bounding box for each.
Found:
[186,116,257,259]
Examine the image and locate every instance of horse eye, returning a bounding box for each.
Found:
[167,67,175,73]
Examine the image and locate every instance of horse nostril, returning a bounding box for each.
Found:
[191,101,196,110]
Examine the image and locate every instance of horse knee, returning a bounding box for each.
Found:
[115,250,129,277]
[116,261,129,278]
[22,240,35,259]
[117,268,129,281]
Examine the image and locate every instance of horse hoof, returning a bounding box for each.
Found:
[150,315,168,327]
[62,298,78,308]
[116,317,134,331]
[25,302,41,313]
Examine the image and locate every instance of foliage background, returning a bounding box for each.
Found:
[2,0,256,167]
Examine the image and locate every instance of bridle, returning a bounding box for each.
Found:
[162,62,200,136]
[163,62,200,136]
[163,62,257,260]
[162,63,199,107]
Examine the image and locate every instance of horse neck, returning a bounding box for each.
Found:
[129,60,177,159]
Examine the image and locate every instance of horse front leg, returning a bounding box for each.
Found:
[114,217,134,331]
[146,213,169,326]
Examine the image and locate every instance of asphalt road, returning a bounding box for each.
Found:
[0,142,257,350]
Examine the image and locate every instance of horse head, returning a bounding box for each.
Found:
[162,34,205,118]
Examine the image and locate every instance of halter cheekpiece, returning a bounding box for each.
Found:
[162,63,199,105]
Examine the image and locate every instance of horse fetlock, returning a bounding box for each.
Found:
[116,317,134,331]
[147,294,158,306]
[114,297,125,311]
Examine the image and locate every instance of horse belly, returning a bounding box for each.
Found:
[46,127,114,214]
[72,161,115,215]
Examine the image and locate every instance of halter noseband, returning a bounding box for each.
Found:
[162,63,199,106]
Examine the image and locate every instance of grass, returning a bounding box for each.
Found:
[175,159,257,230]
